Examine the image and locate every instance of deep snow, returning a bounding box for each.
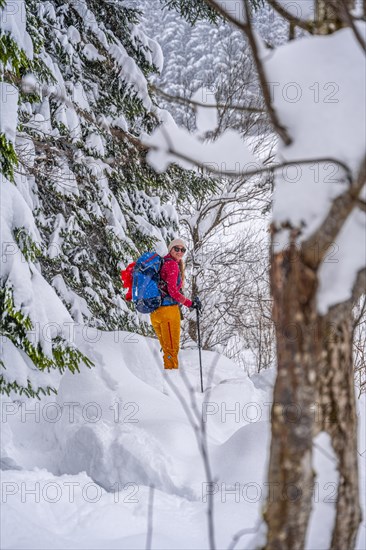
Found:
[1,326,365,549]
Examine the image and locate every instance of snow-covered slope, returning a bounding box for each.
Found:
[0,328,268,549]
[1,328,365,549]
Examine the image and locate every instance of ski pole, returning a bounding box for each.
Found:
[196,306,203,393]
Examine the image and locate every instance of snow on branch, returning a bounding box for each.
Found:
[144,99,258,174]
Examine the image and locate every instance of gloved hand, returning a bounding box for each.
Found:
[190,296,202,313]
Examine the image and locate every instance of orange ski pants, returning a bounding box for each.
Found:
[150,305,181,369]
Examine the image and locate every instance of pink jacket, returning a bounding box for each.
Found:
[160,254,192,308]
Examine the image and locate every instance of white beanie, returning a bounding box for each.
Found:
[168,238,187,252]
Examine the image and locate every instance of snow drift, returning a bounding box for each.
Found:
[1,327,365,549]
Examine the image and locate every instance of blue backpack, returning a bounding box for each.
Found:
[131,252,164,313]
[131,252,181,313]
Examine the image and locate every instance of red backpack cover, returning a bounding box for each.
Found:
[120,262,136,301]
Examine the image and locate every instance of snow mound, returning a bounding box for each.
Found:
[1,327,364,549]
[1,327,263,501]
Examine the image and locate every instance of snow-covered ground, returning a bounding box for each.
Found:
[1,326,365,549]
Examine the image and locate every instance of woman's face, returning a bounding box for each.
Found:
[170,245,186,261]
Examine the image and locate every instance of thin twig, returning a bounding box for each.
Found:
[266,0,314,32]
[203,0,292,144]
[313,441,338,463]
[145,484,155,550]
[151,85,265,114]
[227,519,262,550]
[163,362,218,550]
[338,0,366,52]
[203,0,247,31]
[180,355,220,549]
[353,295,366,331]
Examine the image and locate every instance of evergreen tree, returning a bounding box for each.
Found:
[0,0,184,397]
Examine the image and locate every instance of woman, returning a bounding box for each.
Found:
[151,238,198,370]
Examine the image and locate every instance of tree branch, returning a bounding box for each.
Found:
[243,0,292,145]
[21,75,340,185]
[151,84,265,114]
[149,137,352,181]
[356,198,366,212]
[266,0,315,32]
[203,0,247,31]
[303,154,366,269]
[203,0,292,144]
[353,288,366,331]
[338,0,366,52]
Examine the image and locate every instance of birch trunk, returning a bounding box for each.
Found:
[317,305,362,549]
[264,245,362,548]
[264,238,320,549]
[264,1,361,546]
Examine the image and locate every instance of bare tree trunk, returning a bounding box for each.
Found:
[264,238,362,549]
[264,238,320,549]
[317,305,362,549]
[263,1,361,546]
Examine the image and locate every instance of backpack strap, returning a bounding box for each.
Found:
[158,258,169,299]
[159,257,182,301]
